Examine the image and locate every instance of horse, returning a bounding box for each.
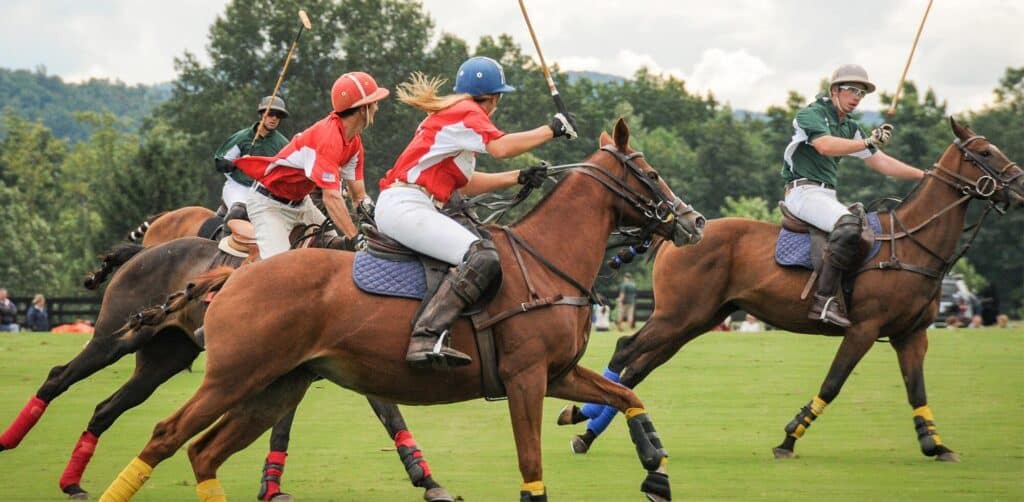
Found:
[130,206,218,247]
[2,234,453,501]
[559,118,1024,462]
[96,119,705,501]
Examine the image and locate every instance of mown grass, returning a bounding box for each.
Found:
[0,327,1021,501]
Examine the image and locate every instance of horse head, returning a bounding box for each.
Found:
[947,116,1024,209]
[595,118,705,246]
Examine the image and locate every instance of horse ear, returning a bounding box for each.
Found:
[613,118,630,150]
[949,116,972,141]
[599,131,613,146]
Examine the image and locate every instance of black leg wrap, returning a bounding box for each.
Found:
[783,401,819,439]
[914,416,944,456]
[397,445,427,486]
[519,491,548,502]
[641,471,672,501]
[627,413,668,471]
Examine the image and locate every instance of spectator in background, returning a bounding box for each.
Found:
[968,314,983,328]
[738,313,764,332]
[616,272,637,331]
[945,315,962,329]
[0,288,19,332]
[978,285,999,326]
[594,305,611,332]
[25,294,50,332]
[996,315,1009,329]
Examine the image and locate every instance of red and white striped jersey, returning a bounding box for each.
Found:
[236,113,363,201]
[380,100,504,203]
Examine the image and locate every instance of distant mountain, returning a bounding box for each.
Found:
[566,70,626,85]
[0,67,172,142]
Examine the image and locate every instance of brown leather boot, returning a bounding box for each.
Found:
[406,278,474,369]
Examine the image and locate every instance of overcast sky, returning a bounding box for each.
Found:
[2,1,1020,113]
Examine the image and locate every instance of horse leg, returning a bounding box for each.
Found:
[0,335,129,451]
[560,312,717,453]
[773,324,879,459]
[548,365,671,501]
[188,369,315,502]
[60,332,199,499]
[504,363,551,501]
[257,407,297,501]
[98,371,266,501]
[366,397,453,502]
[890,328,959,462]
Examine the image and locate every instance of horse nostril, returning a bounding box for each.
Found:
[695,216,707,229]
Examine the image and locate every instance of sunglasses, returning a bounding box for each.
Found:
[264,110,287,119]
[838,85,867,98]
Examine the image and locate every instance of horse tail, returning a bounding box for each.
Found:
[111,266,237,349]
[126,212,166,243]
[82,243,146,290]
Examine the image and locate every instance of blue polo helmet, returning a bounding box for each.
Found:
[453,56,516,96]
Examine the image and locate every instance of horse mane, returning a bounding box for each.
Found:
[506,150,607,229]
[890,141,960,213]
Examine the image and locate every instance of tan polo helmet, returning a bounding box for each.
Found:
[829,64,876,94]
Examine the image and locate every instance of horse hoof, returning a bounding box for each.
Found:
[936,451,961,463]
[269,493,295,502]
[644,494,669,502]
[63,484,89,500]
[570,435,590,454]
[68,493,89,501]
[556,405,580,426]
[424,486,455,502]
[772,447,794,459]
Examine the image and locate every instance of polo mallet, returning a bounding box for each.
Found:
[518,0,574,137]
[886,0,933,122]
[253,9,312,146]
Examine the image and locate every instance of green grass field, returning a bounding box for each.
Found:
[1,327,1021,501]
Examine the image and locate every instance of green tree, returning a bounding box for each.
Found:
[720,195,779,223]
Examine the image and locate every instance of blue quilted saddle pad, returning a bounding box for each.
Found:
[352,251,426,300]
[775,212,883,269]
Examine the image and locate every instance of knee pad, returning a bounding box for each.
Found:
[827,214,862,270]
[451,240,501,303]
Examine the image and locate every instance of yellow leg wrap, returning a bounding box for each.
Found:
[99,457,153,502]
[810,396,828,416]
[521,480,545,496]
[913,405,934,421]
[625,407,646,419]
[196,478,227,502]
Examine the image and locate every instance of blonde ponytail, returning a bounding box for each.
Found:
[397,72,473,113]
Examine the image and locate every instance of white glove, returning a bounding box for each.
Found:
[549,113,578,141]
[358,197,375,218]
[865,124,894,149]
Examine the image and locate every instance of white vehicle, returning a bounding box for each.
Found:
[937,275,976,327]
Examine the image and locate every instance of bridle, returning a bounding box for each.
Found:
[861,135,1020,281]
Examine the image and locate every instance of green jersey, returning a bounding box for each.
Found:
[781,94,878,188]
[214,123,289,186]
[619,279,637,305]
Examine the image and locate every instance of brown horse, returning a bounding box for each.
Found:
[561,118,1024,461]
[4,234,452,501]
[97,120,705,501]
[132,206,218,247]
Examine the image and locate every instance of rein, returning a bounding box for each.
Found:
[859,136,1010,279]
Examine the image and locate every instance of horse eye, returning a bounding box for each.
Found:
[980,150,992,157]
[646,171,659,180]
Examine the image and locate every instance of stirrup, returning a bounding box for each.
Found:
[811,296,851,328]
[406,331,472,370]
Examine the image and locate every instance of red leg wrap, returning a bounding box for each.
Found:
[395,430,432,480]
[0,396,48,449]
[59,431,99,489]
[258,450,287,501]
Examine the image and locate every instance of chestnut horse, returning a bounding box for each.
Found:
[562,118,1024,462]
[3,234,452,501]
[131,206,218,247]
[97,120,705,501]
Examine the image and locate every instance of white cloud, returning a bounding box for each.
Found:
[687,49,773,104]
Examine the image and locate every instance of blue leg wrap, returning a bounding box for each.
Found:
[580,368,621,419]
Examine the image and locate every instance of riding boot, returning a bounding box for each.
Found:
[808,252,850,327]
[407,240,501,370]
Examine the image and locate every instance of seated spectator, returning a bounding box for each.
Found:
[996,314,1010,329]
[52,319,95,334]
[738,313,764,332]
[594,305,611,332]
[945,315,962,329]
[968,314,983,328]
[25,294,50,332]
[0,288,19,332]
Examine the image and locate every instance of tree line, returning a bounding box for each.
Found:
[0,0,1021,315]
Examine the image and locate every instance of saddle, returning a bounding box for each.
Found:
[355,196,508,399]
[777,201,876,300]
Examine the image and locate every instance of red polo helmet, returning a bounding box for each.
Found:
[331,72,390,112]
